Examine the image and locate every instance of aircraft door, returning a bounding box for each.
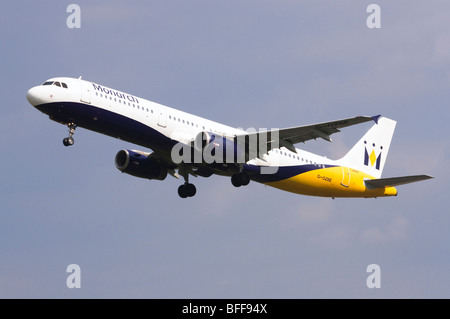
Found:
[341,167,351,187]
[157,105,167,128]
[80,80,91,104]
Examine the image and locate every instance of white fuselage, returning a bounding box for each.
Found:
[27,76,401,198]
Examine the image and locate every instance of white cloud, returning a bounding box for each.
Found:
[304,215,410,248]
[292,199,334,225]
[307,226,353,248]
[360,216,409,244]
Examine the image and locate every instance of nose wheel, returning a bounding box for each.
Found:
[63,137,74,146]
[63,123,77,147]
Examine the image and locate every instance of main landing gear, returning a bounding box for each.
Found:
[177,171,250,198]
[178,167,196,198]
[231,172,250,187]
[178,183,196,198]
[63,123,77,147]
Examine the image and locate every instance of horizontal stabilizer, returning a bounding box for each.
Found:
[365,175,433,188]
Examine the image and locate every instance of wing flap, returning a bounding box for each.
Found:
[365,175,433,188]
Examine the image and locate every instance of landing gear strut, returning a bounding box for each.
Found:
[63,123,77,147]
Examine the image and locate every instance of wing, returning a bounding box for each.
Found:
[236,115,379,154]
[364,175,433,188]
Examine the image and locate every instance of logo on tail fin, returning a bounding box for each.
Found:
[364,141,383,170]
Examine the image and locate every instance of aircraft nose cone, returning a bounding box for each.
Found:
[26,87,41,106]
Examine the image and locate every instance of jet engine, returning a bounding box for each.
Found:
[115,149,167,180]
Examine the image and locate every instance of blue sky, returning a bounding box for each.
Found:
[1,1,449,298]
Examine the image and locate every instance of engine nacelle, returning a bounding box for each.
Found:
[193,131,244,163]
[115,149,167,180]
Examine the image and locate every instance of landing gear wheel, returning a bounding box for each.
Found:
[231,174,241,187]
[63,137,74,147]
[178,183,196,198]
[63,123,77,147]
[240,172,250,186]
[231,172,250,187]
[178,185,188,198]
[186,183,196,197]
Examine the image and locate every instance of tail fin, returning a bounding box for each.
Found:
[338,116,396,179]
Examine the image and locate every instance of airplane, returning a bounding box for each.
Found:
[26,76,432,198]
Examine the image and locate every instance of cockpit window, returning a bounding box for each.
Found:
[41,80,68,88]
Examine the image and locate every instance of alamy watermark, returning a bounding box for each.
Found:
[66,264,81,288]
[366,264,381,288]
[66,4,380,30]
[64,264,381,290]
[66,4,81,29]
[170,128,280,174]
[366,4,381,29]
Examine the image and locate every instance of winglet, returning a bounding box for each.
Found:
[371,114,381,124]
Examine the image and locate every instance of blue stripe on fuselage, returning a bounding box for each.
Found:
[34,101,337,183]
[34,101,175,152]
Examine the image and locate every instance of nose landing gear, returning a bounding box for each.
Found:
[63,123,77,147]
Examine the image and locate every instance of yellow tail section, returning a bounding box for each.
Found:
[266,166,397,198]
